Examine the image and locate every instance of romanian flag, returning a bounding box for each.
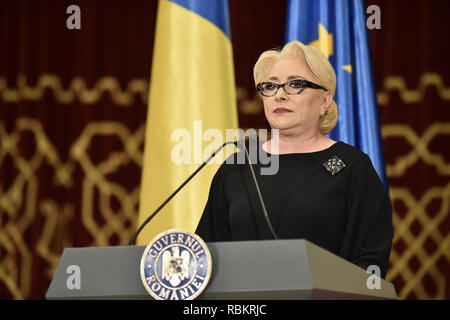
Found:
[286,0,388,188]
[137,0,238,245]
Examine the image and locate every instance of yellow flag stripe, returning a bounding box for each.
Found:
[137,0,238,244]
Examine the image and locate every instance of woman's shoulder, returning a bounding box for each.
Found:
[332,142,384,186]
[333,141,371,164]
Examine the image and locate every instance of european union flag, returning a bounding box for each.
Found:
[286,0,388,188]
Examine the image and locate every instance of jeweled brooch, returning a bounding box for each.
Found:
[323,156,346,175]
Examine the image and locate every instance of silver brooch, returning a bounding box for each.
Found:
[323,156,346,175]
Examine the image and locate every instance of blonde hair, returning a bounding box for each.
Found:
[253,40,338,135]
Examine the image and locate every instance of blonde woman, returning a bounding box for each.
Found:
[196,40,393,278]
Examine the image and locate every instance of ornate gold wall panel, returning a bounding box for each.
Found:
[0,118,145,298]
[1,73,449,299]
[3,72,449,109]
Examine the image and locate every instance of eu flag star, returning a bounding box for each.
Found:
[309,23,333,59]
[309,23,353,74]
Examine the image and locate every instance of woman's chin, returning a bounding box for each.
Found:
[268,119,298,131]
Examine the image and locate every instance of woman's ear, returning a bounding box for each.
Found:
[320,92,333,113]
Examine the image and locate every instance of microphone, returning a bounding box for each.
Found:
[128,136,278,245]
[237,136,278,240]
[128,140,236,245]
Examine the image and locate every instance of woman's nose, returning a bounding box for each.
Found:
[274,86,288,101]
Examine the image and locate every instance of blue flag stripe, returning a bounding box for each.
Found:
[169,0,231,39]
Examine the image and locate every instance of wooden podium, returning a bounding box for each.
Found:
[46,239,396,299]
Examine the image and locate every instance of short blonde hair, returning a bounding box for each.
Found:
[253,40,338,135]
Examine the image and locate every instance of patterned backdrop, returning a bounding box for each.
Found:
[0,0,449,299]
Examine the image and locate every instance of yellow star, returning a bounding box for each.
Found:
[309,23,333,58]
[342,65,352,73]
[309,24,353,75]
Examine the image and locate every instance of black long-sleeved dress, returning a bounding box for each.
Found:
[195,141,394,278]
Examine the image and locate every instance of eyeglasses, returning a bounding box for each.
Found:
[256,79,327,97]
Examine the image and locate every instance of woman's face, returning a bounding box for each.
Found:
[262,55,331,136]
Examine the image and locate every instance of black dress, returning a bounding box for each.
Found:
[195,141,394,278]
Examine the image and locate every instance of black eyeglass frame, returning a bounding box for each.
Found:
[256,79,327,97]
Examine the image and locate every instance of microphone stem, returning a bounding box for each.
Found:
[242,144,279,240]
[128,141,235,245]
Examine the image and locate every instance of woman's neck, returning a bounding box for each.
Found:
[263,131,335,154]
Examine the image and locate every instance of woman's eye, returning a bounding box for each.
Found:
[289,80,303,89]
[265,83,277,90]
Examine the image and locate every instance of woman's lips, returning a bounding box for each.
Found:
[273,108,293,114]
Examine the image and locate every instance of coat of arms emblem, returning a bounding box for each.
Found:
[140,229,212,300]
[162,246,190,287]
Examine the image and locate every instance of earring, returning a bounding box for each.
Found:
[320,111,325,116]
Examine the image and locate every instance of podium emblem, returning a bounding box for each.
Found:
[140,229,212,300]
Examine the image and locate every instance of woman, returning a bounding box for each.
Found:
[195,40,393,278]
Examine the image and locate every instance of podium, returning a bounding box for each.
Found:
[46,239,397,299]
